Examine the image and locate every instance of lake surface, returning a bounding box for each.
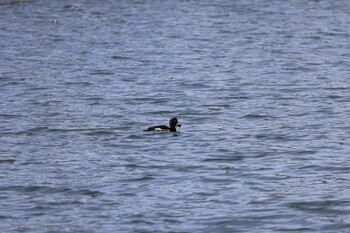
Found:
[1,0,350,232]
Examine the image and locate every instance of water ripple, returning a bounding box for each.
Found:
[1,0,350,232]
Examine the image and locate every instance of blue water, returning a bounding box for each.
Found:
[1,0,350,232]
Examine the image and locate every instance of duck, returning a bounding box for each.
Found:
[144,117,182,132]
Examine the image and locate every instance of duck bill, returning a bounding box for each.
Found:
[176,122,182,128]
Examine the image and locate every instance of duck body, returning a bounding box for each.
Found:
[145,124,175,132]
[145,117,181,132]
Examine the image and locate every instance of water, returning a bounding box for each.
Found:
[1,0,350,232]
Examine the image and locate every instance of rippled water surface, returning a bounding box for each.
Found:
[1,0,350,232]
